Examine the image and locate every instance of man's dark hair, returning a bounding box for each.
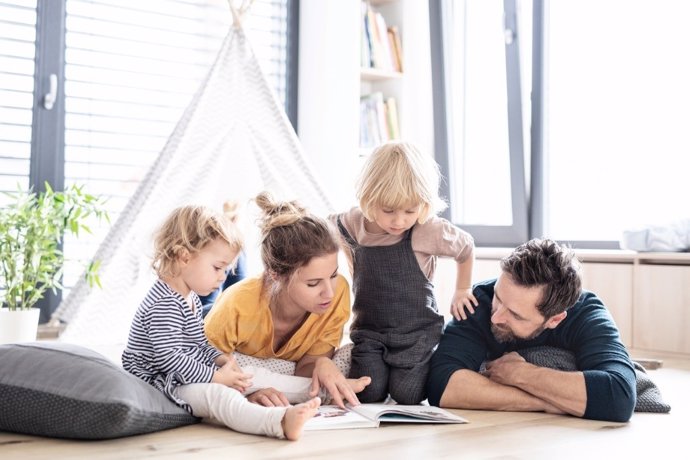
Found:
[500,238,582,318]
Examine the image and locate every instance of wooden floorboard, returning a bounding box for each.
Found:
[2,350,688,459]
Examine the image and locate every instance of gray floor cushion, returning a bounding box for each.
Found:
[517,346,671,413]
[0,341,198,440]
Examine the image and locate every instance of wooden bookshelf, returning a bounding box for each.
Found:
[360,67,403,81]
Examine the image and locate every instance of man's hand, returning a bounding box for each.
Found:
[483,351,528,386]
[484,352,573,415]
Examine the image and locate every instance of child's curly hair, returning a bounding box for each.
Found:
[152,204,243,278]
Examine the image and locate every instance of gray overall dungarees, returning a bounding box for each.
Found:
[338,219,444,404]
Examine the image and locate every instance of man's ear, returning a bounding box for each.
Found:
[545,310,567,329]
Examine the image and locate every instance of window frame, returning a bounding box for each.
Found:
[29,0,66,322]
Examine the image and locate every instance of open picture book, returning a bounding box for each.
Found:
[304,403,469,431]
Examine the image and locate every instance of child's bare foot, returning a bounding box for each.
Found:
[282,397,321,441]
[347,376,371,394]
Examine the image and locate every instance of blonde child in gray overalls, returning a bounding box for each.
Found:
[331,141,477,405]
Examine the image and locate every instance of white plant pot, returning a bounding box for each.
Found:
[0,308,40,344]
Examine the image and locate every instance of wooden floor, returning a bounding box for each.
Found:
[2,350,688,460]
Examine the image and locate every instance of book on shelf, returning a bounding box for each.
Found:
[387,26,403,73]
[360,1,373,67]
[361,1,401,72]
[385,97,400,139]
[373,10,395,71]
[360,92,400,148]
[304,403,469,431]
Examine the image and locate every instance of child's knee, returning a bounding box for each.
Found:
[389,372,428,404]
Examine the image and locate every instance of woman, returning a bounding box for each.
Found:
[205,192,369,408]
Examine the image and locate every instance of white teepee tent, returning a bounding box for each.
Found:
[52,4,334,346]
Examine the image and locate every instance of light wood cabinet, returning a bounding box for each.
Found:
[634,263,690,354]
[580,262,633,346]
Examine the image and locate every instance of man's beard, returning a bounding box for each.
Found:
[491,323,547,344]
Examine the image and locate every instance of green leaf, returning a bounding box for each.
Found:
[0,182,109,310]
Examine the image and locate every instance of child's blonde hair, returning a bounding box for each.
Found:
[152,204,243,278]
[356,141,447,224]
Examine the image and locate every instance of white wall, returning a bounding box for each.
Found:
[396,0,434,159]
[298,0,435,212]
[298,0,360,211]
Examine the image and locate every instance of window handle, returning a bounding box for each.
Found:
[43,73,58,110]
[504,28,515,45]
[503,11,516,45]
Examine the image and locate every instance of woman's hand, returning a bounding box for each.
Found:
[309,357,360,409]
[246,388,290,407]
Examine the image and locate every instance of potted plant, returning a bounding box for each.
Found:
[0,183,108,343]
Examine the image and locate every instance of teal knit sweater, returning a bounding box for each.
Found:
[427,280,636,422]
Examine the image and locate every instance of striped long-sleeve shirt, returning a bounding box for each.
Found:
[122,279,223,410]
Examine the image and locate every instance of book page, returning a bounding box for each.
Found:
[351,404,468,424]
[304,406,379,431]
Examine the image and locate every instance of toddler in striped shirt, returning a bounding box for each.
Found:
[122,205,319,440]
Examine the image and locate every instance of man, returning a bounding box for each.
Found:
[427,238,636,422]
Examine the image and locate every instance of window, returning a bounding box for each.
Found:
[0,0,297,320]
[544,0,690,243]
[431,0,530,246]
[432,0,689,248]
[0,0,37,199]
